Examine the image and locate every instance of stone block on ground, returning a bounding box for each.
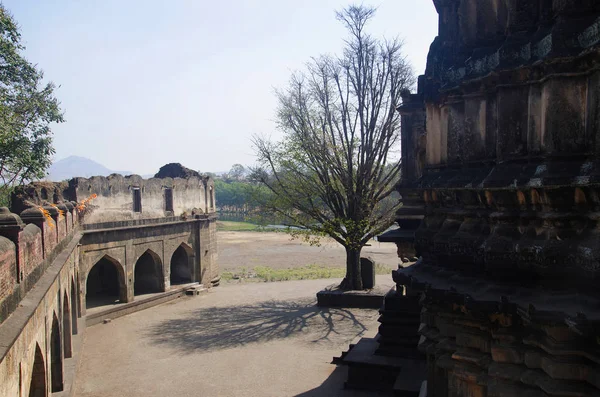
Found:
[360,256,376,289]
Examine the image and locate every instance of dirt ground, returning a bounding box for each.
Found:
[73,232,401,396]
[218,231,399,272]
[75,277,395,397]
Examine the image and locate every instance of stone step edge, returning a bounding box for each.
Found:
[86,283,200,326]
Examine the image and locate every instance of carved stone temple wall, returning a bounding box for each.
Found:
[381,1,600,396]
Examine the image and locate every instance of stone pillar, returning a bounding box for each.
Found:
[124,242,135,303]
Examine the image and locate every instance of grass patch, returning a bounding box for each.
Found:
[221,263,394,283]
[217,221,282,232]
[217,221,262,232]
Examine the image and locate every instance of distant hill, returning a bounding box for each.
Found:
[46,156,132,181]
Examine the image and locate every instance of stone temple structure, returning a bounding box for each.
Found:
[345,1,600,396]
[0,163,218,396]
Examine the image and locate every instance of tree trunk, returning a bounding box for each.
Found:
[341,246,363,290]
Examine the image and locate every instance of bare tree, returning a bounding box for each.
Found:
[253,5,413,290]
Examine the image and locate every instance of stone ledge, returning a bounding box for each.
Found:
[86,283,202,326]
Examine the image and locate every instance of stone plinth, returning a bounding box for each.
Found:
[316,283,389,309]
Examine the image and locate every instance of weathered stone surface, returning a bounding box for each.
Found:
[371,1,600,396]
[10,164,217,224]
[154,162,202,179]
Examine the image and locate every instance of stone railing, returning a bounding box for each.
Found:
[0,204,79,324]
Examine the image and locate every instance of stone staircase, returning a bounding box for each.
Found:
[376,290,423,360]
[337,284,427,396]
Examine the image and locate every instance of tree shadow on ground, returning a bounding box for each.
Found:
[145,297,373,353]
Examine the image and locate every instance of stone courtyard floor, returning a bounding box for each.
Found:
[74,276,395,397]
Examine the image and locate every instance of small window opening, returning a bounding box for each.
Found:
[165,188,174,212]
[133,187,142,212]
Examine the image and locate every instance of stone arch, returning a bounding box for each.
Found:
[50,312,63,392]
[170,243,193,285]
[71,277,78,334]
[86,255,126,309]
[62,291,72,358]
[134,249,163,295]
[28,343,46,397]
[40,187,49,201]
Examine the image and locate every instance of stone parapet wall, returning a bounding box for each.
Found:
[11,173,217,225]
[10,181,69,214]
[0,231,80,397]
[70,174,213,223]
[0,204,80,325]
[19,225,44,290]
[0,237,17,315]
[82,215,190,231]
[0,208,219,325]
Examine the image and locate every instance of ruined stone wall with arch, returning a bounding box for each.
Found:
[77,217,215,315]
[0,213,218,395]
[0,168,219,395]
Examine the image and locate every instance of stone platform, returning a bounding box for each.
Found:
[317,284,391,309]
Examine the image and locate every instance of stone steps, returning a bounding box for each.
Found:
[336,288,426,393]
[342,337,426,394]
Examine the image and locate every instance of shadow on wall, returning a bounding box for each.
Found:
[145,298,370,353]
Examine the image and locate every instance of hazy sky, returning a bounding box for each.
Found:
[5,1,438,175]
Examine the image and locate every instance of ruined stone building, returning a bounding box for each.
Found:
[346,1,600,396]
[0,163,218,396]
